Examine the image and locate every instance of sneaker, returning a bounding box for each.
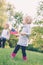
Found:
[23,56,27,61]
[11,53,16,58]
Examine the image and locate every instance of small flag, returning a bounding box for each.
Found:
[10,28,18,35]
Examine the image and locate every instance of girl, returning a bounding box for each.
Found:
[11,16,32,60]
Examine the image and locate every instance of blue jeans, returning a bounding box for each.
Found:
[13,45,26,57]
[0,38,6,48]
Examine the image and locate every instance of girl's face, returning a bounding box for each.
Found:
[23,16,32,24]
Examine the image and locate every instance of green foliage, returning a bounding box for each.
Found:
[37,1,43,16]
[7,3,15,19]
[9,35,18,48]
[0,0,7,27]
[32,26,43,34]
[14,12,23,30]
[0,0,15,27]
[14,12,23,24]
[29,26,43,53]
[34,1,43,24]
[34,21,43,24]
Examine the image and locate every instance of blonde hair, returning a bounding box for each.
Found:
[6,23,9,27]
[24,15,32,24]
[4,23,9,29]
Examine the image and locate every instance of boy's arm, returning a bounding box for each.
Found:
[0,30,4,37]
[21,32,31,36]
[21,27,31,36]
[8,29,10,35]
[14,32,20,37]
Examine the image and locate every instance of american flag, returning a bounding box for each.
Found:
[10,28,18,35]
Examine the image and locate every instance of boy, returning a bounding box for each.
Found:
[0,23,10,48]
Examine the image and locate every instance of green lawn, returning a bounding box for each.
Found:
[0,48,43,65]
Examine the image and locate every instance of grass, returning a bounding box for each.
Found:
[0,48,43,65]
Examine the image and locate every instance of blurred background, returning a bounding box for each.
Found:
[0,0,43,53]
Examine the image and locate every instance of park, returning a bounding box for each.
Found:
[0,0,43,65]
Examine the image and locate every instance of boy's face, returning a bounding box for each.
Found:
[4,24,9,29]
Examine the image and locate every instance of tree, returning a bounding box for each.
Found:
[6,3,15,21]
[0,0,7,27]
[37,1,43,16]
[14,12,23,31]
[34,1,43,24]
[30,1,43,52]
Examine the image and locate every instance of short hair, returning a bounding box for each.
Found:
[24,15,32,24]
[5,23,9,28]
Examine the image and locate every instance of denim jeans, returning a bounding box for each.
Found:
[13,45,26,57]
[0,37,6,48]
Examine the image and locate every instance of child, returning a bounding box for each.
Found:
[0,23,10,48]
[11,15,32,60]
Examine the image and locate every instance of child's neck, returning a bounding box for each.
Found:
[23,23,29,25]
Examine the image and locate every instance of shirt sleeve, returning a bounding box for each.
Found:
[26,25,31,36]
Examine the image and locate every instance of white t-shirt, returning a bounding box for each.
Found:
[17,24,31,46]
[1,29,10,40]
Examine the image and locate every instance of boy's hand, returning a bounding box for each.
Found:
[14,34,20,37]
[0,36,1,38]
[20,32,26,35]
